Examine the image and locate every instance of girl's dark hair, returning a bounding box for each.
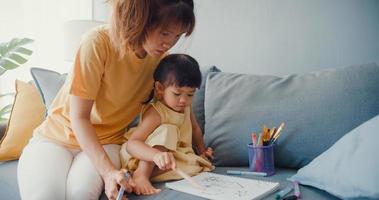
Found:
[144,54,201,104]
[108,0,195,57]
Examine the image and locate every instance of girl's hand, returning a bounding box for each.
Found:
[103,169,135,200]
[201,147,214,161]
[153,151,176,170]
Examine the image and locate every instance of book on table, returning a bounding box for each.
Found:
[166,172,280,200]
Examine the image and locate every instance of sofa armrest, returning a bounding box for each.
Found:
[0,120,7,139]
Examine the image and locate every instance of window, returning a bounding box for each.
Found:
[0,0,94,108]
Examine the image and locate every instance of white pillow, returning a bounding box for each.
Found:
[289,114,379,199]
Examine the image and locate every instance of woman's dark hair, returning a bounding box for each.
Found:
[144,54,201,104]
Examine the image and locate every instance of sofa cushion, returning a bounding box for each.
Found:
[289,114,379,199]
[192,66,221,133]
[204,62,379,169]
[0,160,21,200]
[0,164,339,200]
[30,67,67,112]
[118,167,339,200]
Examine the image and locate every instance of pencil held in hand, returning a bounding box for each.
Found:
[173,168,205,191]
[116,172,130,200]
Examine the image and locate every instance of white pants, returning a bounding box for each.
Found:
[17,136,121,200]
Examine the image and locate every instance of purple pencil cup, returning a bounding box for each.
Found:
[247,143,275,176]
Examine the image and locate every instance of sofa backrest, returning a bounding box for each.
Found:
[30,66,220,131]
[192,66,221,133]
[203,62,379,169]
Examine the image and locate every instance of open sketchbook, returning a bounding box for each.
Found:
[166,172,279,200]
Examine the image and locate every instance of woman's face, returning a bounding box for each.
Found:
[143,26,185,57]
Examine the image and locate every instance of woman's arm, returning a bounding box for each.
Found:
[126,106,175,170]
[70,95,133,198]
[70,96,114,176]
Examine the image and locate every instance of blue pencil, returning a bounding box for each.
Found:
[116,172,130,200]
[227,170,267,177]
[275,185,293,200]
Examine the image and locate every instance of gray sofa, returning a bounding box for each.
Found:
[1,62,379,200]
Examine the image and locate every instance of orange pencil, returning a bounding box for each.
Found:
[251,132,257,146]
[263,125,268,137]
[173,168,205,190]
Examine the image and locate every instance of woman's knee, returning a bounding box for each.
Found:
[17,137,73,200]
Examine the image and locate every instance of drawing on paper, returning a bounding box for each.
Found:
[200,175,248,197]
[166,172,280,200]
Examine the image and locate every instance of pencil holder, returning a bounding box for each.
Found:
[247,143,275,176]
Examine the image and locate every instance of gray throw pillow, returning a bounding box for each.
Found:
[192,66,221,133]
[30,67,67,112]
[204,62,379,169]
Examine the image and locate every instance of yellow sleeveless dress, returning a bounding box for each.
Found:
[120,101,214,182]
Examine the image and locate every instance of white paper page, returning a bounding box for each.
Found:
[166,172,279,200]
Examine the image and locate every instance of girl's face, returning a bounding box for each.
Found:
[156,83,196,113]
[143,26,185,57]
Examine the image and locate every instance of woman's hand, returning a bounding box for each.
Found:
[200,147,214,161]
[153,151,176,170]
[103,169,135,200]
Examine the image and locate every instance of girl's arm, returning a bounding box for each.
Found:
[70,95,133,198]
[190,110,206,154]
[126,106,175,170]
[191,109,214,160]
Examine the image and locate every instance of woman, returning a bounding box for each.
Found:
[17,0,197,199]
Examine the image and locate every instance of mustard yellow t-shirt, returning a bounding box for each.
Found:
[34,25,163,148]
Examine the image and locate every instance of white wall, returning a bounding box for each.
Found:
[96,0,379,76]
[93,0,111,22]
[0,0,92,106]
[190,0,379,75]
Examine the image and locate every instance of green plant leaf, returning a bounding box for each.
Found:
[0,104,12,120]
[0,37,33,72]
[0,43,6,55]
[8,53,28,64]
[0,47,6,56]
[0,67,5,75]
[0,58,18,70]
[7,38,34,51]
[15,47,33,55]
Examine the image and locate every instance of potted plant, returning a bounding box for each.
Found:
[0,38,33,120]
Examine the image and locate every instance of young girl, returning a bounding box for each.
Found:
[121,54,215,195]
[18,1,197,200]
